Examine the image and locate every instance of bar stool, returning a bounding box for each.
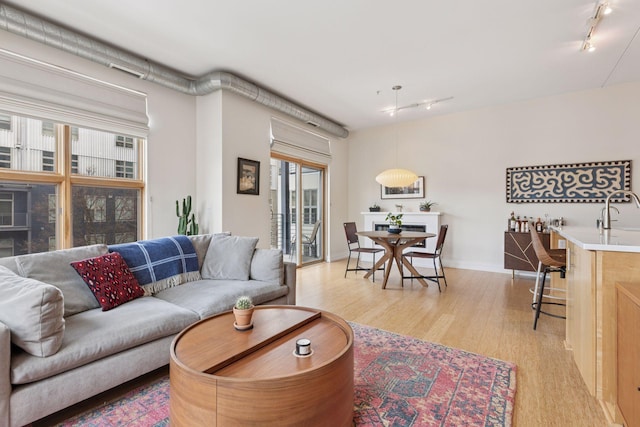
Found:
[529,225,566,330]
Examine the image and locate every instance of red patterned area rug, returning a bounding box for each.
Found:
[55,323,515,427]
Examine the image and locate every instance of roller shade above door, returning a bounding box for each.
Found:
[270,117,331,164]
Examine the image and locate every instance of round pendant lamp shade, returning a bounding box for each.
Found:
[375,168,418,188]
[375,85,418,188]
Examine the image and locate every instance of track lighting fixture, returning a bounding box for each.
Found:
[582,1,612,52]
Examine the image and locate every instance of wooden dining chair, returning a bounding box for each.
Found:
[343,222,384,280]
[404,224,448,291]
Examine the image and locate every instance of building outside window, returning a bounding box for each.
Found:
[303,189,318,224]
[115,160,134,178]
[42,150,55,172]
[83,195,106,223]
[0,115,10,131]
[115,135,134,148]
[48,194,56,223]
[0,238,13,257]
[0,147,11,169]
[0,192,13,226]
[0,113,144,256]
[42,121,55,137]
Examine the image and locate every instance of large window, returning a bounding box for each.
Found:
[0,113,144,256]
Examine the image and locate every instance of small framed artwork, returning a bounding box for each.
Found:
[237,158,260,195]
[381,176,425,199]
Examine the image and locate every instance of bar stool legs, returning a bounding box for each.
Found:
[532,265,567,330]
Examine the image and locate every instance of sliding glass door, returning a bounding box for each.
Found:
[269,157,324,265]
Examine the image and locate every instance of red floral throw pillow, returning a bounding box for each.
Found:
[70,252,144,311]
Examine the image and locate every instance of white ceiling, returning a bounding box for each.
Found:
[4,0,640,132]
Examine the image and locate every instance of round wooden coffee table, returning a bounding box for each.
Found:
[169,305,354,426]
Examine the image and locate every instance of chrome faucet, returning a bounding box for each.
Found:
[603,190,640,229]
[599,206,618,229]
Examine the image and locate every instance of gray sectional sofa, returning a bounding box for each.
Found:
[0,233,296,427]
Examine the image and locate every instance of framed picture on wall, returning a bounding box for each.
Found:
[237,158,260,195]
[380,176,425,199]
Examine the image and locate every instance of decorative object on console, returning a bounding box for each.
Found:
[176,195,199,235]
[375,85,419,188]
[385,212,403,234]
[237,157,260,195]
[381,176,425,199]
[369,203,381,212]
[506,159,631,203]
[233,295,254,330]
[419,200,437,212]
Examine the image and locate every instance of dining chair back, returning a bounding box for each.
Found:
[404,224,449,291]
[343,222,384,280]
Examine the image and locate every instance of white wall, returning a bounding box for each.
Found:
[347,82,640,272]
[1,30,197,239]
[196,90,349,253]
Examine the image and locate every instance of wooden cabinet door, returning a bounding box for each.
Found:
[503,231,549,272]
[566,242,596,395]
[617,285,640,427]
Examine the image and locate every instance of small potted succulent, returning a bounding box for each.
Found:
[419,200,437,212]
[385,212,403,234]
[369,202,381,212]
[233,296,254,330]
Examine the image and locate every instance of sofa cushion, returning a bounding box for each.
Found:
[15,245,108,317]
[187,232,231,269]
[153,278,288,319]
[250,248,284,284]
[201,235,258,281]
[70,252,145,311]
[0,266,65,357]
[10,296,199,384]
[109,235,200,295]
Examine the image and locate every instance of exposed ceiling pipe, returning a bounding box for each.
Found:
[0,3,349,138]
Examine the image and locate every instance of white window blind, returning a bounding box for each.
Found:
[0,49,149,137]
[270,117,330,164]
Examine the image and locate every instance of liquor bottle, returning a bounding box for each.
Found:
[535,218,543,233]
[509,212,516,232]
[516,216,522,232]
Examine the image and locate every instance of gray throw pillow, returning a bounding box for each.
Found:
[0,266,65,357]
[15,245,108,316]
[250,248,283,284]
[201,235,259,280]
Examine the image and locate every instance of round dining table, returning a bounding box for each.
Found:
[355,230,436,289]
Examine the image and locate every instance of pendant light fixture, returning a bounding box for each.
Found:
[375,85,419,188]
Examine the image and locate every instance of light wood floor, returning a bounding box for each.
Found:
[297,261,608,427]
[34,261,608,427]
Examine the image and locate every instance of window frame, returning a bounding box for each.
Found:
[0,116,145,250]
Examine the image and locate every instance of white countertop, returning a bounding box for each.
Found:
[551,226,640,253]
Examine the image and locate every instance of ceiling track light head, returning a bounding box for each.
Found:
[581,1,611,53]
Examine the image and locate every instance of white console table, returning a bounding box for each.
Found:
[360,212,441,267]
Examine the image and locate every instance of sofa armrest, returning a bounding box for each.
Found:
[283,262,297,305]
[0,321,11,427]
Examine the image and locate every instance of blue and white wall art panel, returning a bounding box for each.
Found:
[506,160,631,203]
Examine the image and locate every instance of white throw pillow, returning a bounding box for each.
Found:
[0,266,65,357]
[201,235,259,280]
